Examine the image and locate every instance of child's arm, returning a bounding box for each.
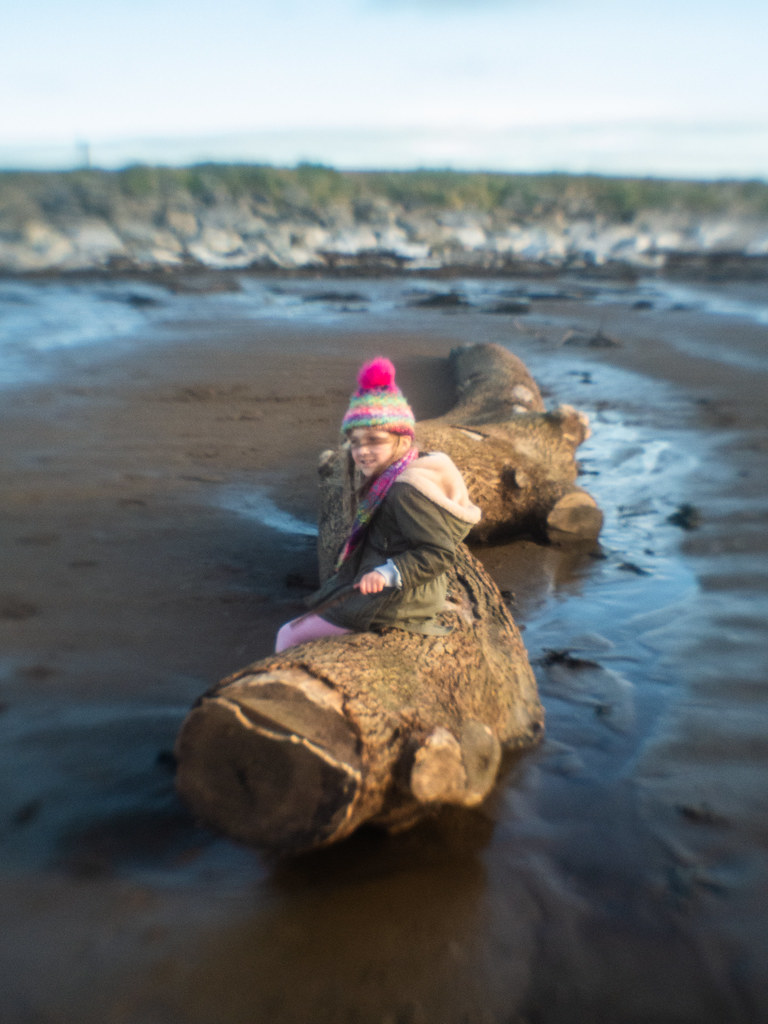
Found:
[387,487,464,589]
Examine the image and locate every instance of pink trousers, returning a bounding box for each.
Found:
[275,613,352,653]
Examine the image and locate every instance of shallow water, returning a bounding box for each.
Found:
[1,273,767,1023]
[3,272,768,388]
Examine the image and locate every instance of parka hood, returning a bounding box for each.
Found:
[395,452,482,526]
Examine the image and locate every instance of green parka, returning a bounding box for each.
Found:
[306,452,482,635]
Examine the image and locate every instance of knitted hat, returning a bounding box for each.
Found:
[341,357,415,437]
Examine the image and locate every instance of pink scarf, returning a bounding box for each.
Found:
[335,447,419,569]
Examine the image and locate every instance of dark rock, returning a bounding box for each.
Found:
[486,299,531,315]
[167,272,243,294]
[667,503,701,530]
[560,328,622,348]
[303,291,367,304]
[617,561,652,576]
[540,648,601,670]
[410,291,470,309]
[528,287,585,301]
[676,802,729,826]
[100,290,163,307]
[664,251,768,282]
[569,370,594,384]
[125,292,162,307]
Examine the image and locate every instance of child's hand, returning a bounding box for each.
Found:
[356,571,387,595]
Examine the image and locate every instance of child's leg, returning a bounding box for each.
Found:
[275,614,352,653]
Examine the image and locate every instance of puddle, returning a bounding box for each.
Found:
[214,485,318,540]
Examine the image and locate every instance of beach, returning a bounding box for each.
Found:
[1,273,767,1023]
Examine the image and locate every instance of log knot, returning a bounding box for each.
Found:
[317,448,337,478]
[409,720,503,807]
[500,463,531,492]
[410,727,467,804]
[548,403,592,446]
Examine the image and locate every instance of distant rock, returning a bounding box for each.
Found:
[2,171,768,277]
[0,220,72,271]
[409,291,471,309]
[486,299,531,315]
[164,209,199,238]
[66,220,125,268]
[667,503,701,530]
[560,328,622,348]
[302,291,367,304]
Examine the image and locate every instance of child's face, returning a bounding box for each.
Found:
[347,428,409,479]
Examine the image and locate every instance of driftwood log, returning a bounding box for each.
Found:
[317,342,602,578]
[175,545,543,853]
[174,343,596,854]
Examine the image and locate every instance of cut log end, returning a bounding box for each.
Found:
[174,685,362,852]
[546,489,604,543]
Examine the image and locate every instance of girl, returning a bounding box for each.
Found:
[275,357,481,652]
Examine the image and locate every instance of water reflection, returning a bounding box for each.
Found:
[475,537,599,620]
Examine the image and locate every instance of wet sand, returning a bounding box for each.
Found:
[1,278,767,1023]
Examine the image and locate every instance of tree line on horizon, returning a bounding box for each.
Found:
[2,163,767,225]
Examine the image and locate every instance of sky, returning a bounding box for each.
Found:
[3,0,767,178]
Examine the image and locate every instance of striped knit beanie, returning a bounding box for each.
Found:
[341,357,415,437]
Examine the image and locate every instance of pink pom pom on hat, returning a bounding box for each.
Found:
[358,356,396,390]
[341,356,415,436]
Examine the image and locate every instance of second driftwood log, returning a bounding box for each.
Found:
[317,342,602,577]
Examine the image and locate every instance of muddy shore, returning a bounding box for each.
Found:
[1,273,767,1023]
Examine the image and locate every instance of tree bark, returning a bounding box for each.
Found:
[175,545,544,854]
[317,343,601,578]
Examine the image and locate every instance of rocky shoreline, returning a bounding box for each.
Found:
[2,168,768,280]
